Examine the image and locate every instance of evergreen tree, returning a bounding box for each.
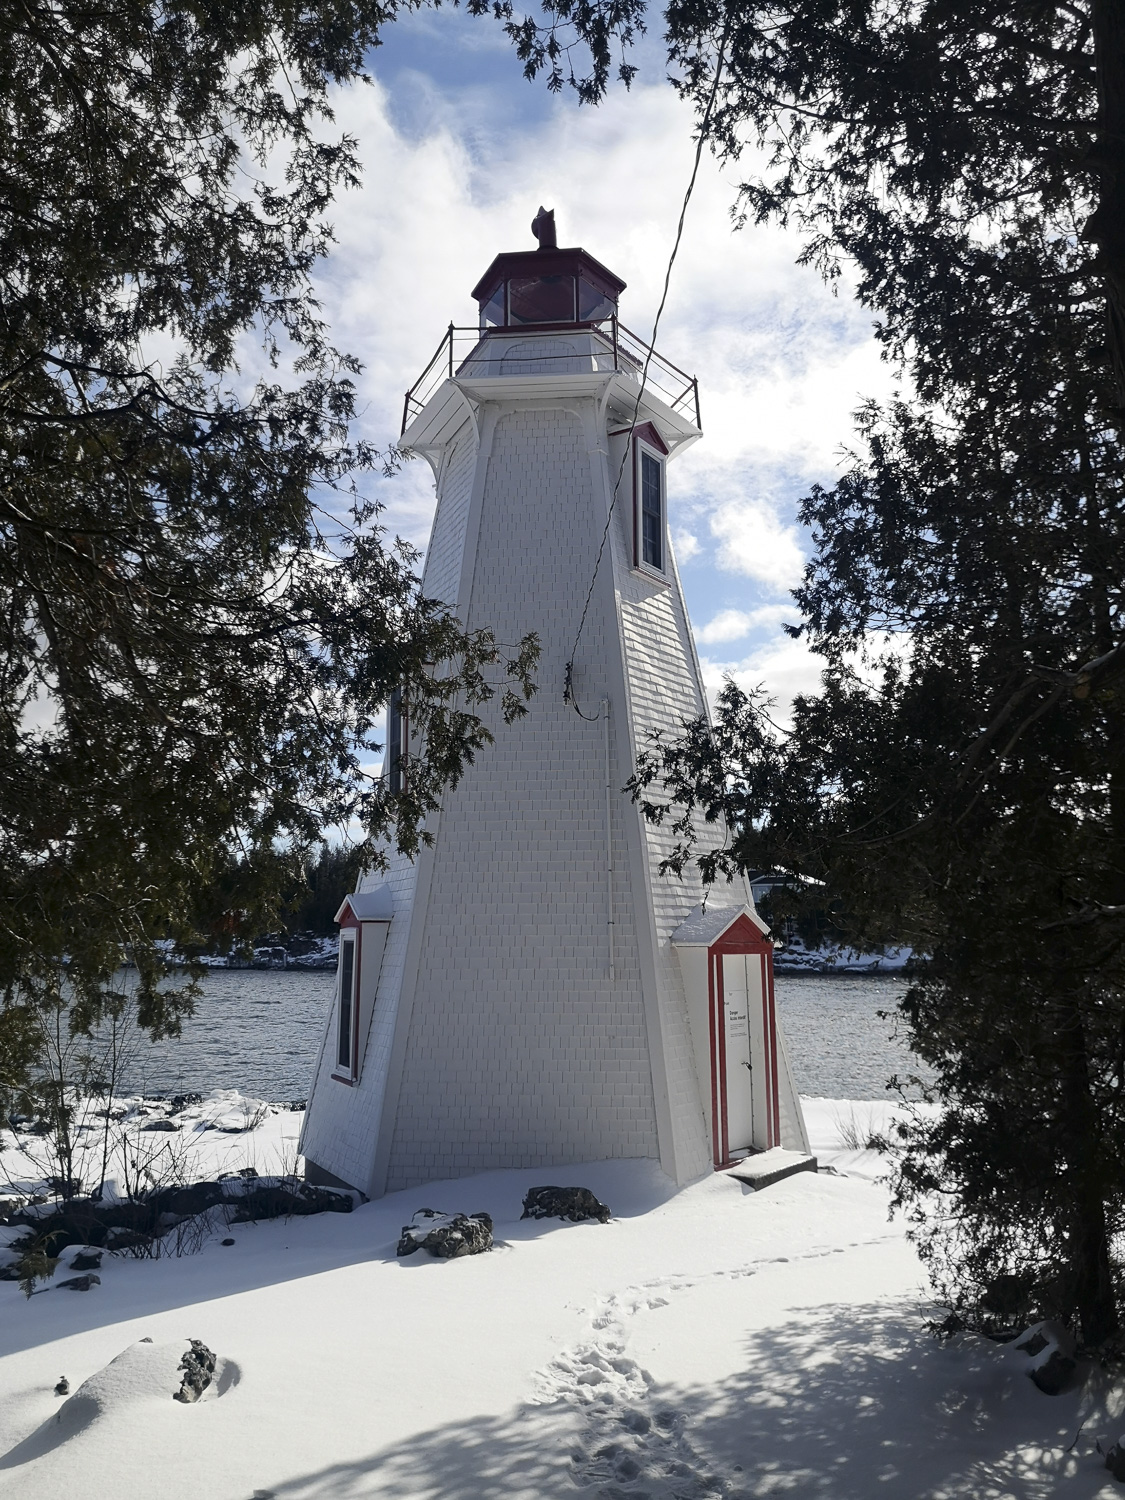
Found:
[597,0,1125,1344]
[1,1,536,1105]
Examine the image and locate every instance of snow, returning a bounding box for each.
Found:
[1,1095,1123,1498]
[775,940,914,973]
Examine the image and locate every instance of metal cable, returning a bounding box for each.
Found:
[563,24,731,722]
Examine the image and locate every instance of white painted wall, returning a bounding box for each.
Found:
[302,331,803,1195]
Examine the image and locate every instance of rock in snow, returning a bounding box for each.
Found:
[1013,1321,1078,1395]
[173,1341,217,1404]
[396,1209,493,1258]
[55,1274,100,1292]
[1106,1438,1125,1482]
[521,1185,611,1224]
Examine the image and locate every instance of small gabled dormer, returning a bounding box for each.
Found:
[331,886,392,1085]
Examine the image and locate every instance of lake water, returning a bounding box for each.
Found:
[116,969,928,1103]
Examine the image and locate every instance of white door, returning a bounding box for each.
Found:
[723,955,754,1155]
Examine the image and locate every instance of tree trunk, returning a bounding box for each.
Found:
[1087,0,1125,414]
[1059,997,1119,1344]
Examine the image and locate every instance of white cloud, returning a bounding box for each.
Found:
[700,637,825,726]
[709,497,806,590]
[672,528,701,563]
[694,604,794,645]
[309,77,890,559]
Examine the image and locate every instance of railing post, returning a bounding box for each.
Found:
[401,392,411,437]
[612,315,619,373]
[693,376,701,432]
[448,321,454,379]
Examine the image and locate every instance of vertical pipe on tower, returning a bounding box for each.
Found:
[602,698,614,982]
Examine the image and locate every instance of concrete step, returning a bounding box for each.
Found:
[723,1148,818,1191]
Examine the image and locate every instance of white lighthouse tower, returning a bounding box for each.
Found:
[300,213,809,1197]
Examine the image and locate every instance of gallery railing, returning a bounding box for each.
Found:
[400,317,701,436]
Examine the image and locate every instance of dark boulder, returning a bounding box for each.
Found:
[1014,1320,1078,1395]
[69,1249,103,1271]
[1014,1328,1049,1357]
[1029,1348,1077,1395]
[9,1195,157,1254]
[230,1180,354,1223]
[173,1339,217,1403]
[104,1226,157,1253]
[150,1180,227,1218]
[168,1093,203,1114]
[521,1186,611,1224]
[397,1209,493,1258]
[141,1119,178,1132]
[56,1273,100,1291]
[1105,1439,1125,1481]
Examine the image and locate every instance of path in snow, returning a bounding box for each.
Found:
[533,1233,900,1499]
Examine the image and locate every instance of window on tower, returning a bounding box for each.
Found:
[387,686,407,794]
[641,452,663,569]
[336,934,356,1076]
[635,443,666,574]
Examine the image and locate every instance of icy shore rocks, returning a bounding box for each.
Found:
[521,1186,611,1224]
[4,1174,355,1270]
[396,1209,493,1259]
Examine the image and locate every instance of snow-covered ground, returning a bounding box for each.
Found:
[1,1096,1123,1499]
[774,941,914,973]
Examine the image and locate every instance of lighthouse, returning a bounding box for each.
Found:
[299,213,809,1197]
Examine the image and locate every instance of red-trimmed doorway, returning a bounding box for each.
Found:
[707,914,780,1168]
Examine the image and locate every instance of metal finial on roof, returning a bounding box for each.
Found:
[531,206,557,249]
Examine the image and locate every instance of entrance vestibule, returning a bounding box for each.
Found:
[673,906,784,1169]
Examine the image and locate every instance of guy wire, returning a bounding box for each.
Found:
[563,22,730,723]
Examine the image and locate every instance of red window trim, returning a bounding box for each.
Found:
[617,424,669,579]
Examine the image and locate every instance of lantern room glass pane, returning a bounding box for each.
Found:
[508,274,576,325]
[480,283,505,329]
[578,278,616,322]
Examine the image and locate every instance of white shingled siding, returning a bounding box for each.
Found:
[302,341,807,1197]
[421,422,476,607]
[298,854,420,1191]
[776,1024,812,1154]
[611,516,720,1184]
[382,405,660,1192]
[299,423,479,1189]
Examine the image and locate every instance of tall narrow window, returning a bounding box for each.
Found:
[337,936,356,1073]
[640,449,664,571]
[387,687,407,795]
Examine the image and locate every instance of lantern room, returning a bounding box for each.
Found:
[471,206,625,331]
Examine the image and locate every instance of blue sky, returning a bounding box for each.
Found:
[311,8,895,714]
